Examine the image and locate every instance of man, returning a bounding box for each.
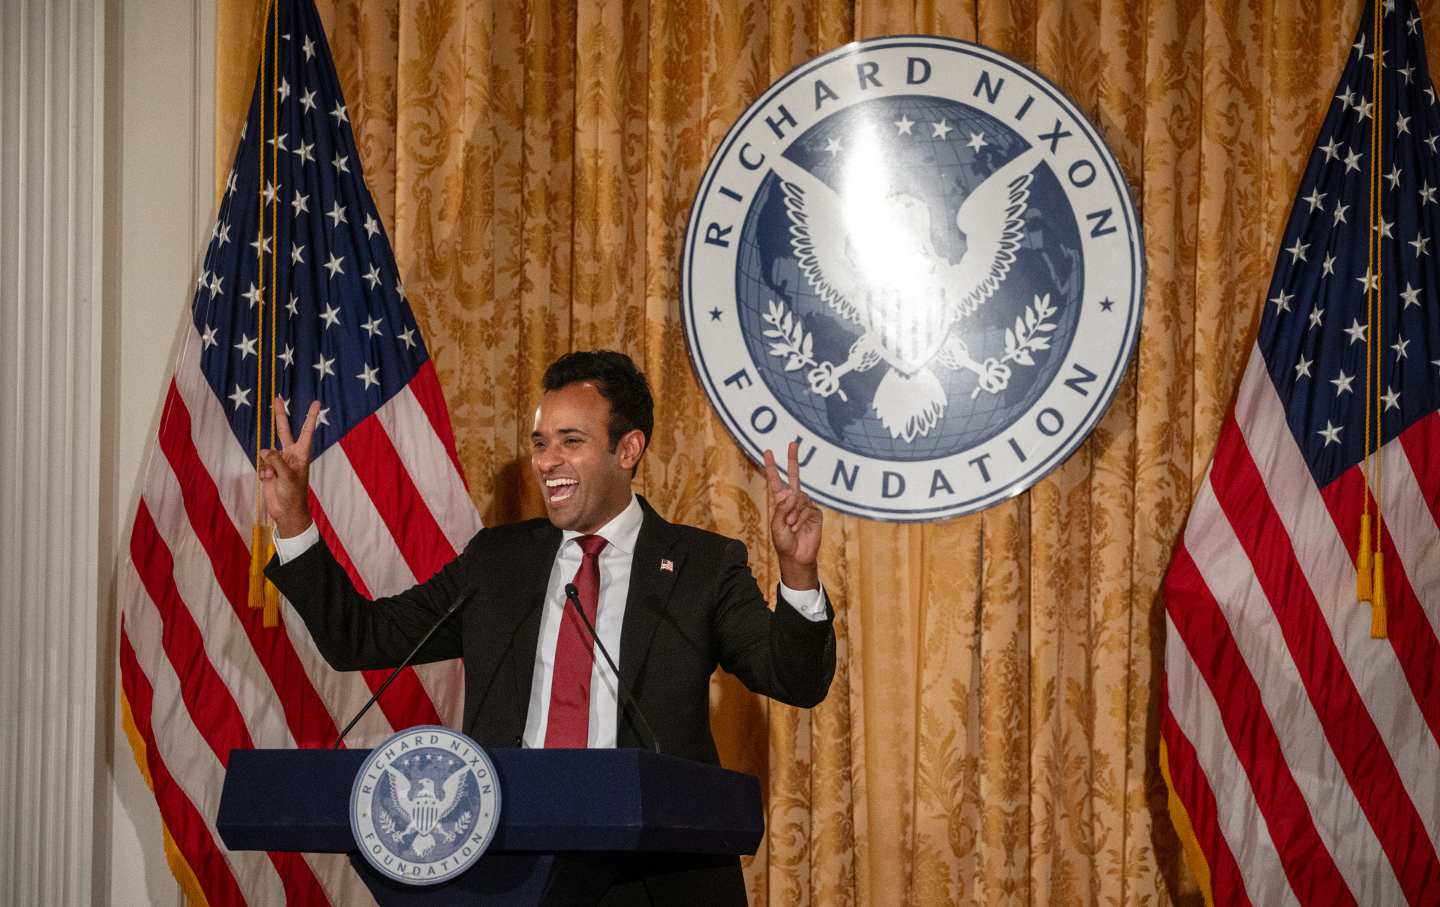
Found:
[259,350,836,903]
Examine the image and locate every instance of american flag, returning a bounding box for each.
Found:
[1162,2,1440,904]
[117,0,481,902]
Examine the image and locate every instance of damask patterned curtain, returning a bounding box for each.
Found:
[214,0,1427,902]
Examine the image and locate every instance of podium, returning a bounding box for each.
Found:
[217,748,763,905]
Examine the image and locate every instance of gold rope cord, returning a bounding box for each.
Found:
[1368,2,1388,637]
[1359,1,1379,606]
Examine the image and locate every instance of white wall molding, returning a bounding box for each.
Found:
[0,0,107,901]
[0,0,215,901]
[102,0,214,903]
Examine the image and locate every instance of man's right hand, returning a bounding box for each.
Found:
[259,396,321,538]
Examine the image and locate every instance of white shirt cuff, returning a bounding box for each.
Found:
[272,522,320,563]
[779,580,827,622]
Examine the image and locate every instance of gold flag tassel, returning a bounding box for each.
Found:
[1371,550,1388,639]
[247,518,281,625]
[1357,514,1373,601]
[248,520,268,610]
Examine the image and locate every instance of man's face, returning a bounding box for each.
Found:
[530,381,643,534]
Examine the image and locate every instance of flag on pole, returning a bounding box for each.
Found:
[1162,2,1440,904]
[118,0,482,901]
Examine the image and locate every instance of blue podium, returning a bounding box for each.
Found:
[216,748,764,905]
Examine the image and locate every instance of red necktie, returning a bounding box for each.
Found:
[544,534,608,748]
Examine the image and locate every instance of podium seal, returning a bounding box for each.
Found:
[682,36,1143,521]
[350,726,501,886]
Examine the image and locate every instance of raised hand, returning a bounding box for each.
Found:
[764,440,823,590]
[258,397,321,537]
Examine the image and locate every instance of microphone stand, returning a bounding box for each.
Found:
[332,591,470,748]
[564,583,662,754]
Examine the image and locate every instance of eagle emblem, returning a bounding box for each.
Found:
[383,763,470,857]
[768,147,1043,442]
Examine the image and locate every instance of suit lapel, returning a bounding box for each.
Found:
[619,498,684,698]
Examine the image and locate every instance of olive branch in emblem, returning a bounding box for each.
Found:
[967,293,1058,399]
[376,807,400,842]
[763,299,848,401]
[432,810,470,845]
[1001,293,1058,366]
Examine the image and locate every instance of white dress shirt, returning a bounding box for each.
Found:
[274,493,826,748]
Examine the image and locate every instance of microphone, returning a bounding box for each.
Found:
[332,591,470,748]
[564,582,661,754]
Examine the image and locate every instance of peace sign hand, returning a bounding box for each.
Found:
[764,440,823,590]
[258,397,321,537]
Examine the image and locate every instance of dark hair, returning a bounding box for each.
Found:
[542,350,654,453]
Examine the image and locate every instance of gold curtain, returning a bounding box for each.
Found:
[212,1,1438,903]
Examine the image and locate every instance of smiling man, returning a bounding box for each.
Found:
[260,350,837,904]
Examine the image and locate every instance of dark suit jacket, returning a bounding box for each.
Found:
[267,496,836,763]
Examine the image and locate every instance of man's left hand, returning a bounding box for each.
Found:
[764,441,822,590]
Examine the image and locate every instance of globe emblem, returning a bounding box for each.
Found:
[735,95,1085,462]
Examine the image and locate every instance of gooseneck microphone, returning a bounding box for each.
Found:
[332,591,471,748]
[564,582,661,754]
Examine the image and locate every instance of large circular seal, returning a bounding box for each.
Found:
[350,726,501,886]
[682,36,1143,521]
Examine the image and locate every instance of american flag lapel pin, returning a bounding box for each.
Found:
[660,558,674,573]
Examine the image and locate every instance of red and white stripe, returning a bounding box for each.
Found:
[1164,348,1440,905]
[119,323,480,904]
